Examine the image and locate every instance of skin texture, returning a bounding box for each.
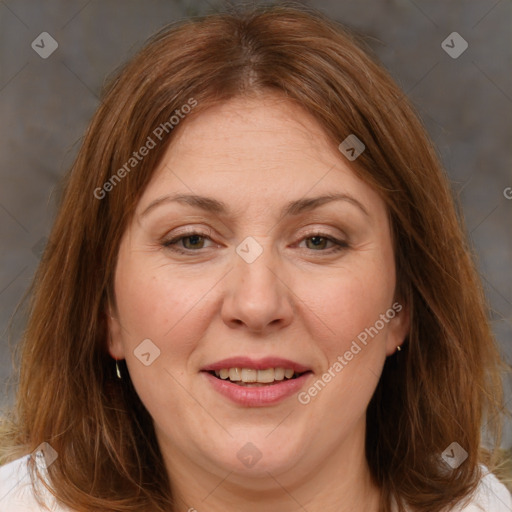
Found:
[108,94,410,512]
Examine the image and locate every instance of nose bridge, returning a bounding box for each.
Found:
[222,235,293,331]
[234,235,281,304]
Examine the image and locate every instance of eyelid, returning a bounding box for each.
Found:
[299,226,348,241]
[161,226,213,241]
[166,226,213,237]
[295,229,349,252]
[161,227,215,249]
[161,226,350,255]
[161,226,346,244]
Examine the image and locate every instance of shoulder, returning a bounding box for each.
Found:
[391,466,512,512]
[452,467,512,511]
[0,454,70,512]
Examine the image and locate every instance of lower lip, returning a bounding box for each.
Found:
[202,371,312,407]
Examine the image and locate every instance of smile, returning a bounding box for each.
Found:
[211,367,305,385]
[202,370,312,406]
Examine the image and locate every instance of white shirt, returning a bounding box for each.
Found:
[1,454,511,511]
[0,454,69,512]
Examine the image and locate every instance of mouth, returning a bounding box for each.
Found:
[201,357,313,406]
[206,367,311,387]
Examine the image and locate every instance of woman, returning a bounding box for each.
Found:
[1,4,510,512]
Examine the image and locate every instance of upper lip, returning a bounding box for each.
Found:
[201,357,312,373]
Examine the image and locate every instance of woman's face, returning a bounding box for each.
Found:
[108,94,408,486]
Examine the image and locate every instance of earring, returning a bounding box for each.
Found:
[396,345,402,352]
[115,359,122,379]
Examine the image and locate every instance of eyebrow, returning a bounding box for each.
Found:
[139,192,369,218]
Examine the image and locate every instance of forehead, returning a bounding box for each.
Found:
[135,94,385,218]
[165,94,334,167]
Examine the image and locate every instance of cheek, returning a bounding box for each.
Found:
[113,258,211,413]
[305,258,395,352]
[114,256,210,340]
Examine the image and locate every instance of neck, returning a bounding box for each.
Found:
[160,418,381,512]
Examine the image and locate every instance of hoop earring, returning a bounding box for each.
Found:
[115,359,122,379]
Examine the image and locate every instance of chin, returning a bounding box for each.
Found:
[206,438,301,477]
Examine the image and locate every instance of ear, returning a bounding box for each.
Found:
[106,302,126,360]
[384,301,410,356]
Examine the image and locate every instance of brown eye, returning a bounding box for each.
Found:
[299,233,349,253]
[305,236,331,250]
[162,231,214,253]
[181,235,206,250]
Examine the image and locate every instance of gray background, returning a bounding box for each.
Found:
[0,0,511,448]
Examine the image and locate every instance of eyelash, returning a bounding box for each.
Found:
[161,230,349,255]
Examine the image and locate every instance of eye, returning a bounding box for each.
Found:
[161,230,349,255]
[161,231,214,253]
[298,232,349,253]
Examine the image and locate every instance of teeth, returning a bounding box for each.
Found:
[241,368,258,383]
[257,368,275,383]
[213,367,300,384]
[228,368,241,381]
[274,368,285,381]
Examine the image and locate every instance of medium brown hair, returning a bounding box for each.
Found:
[1,3,509,511]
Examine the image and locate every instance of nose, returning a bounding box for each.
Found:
[221,238,294,334]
